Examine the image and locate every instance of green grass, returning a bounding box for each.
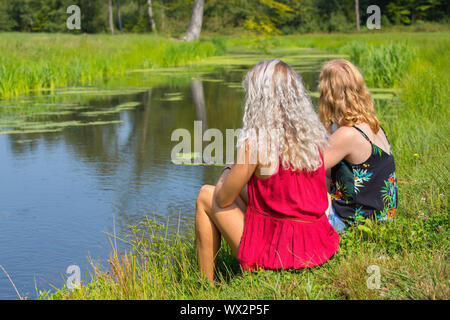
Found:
[0,33,222,98]
[40,212,448,300]
[338,41,416,87]
[29,30,450,300]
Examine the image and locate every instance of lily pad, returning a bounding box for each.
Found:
[0,120,123,135]
[201,78,224,82]
[116,101,141,110]
[226,82,243,89]
[34,111,74,116]
[175,152,202,161]
[80,110,120,117]
[0,128,63,135]
[160,93,184,102]
[15,139,35,143]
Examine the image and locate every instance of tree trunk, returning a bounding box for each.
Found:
[355,0,360,31]
[108,0,114,35]
[116,0,123,33]
[182,0,204,41]
[147,0,157,33]
[355,0,361,31]
[161,0,165,32]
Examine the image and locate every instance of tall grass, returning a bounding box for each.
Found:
[338,41,416,87]
[0,33,221,98]
[40,212,448,300]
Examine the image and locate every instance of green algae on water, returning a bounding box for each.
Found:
[0,119,123,135]
[161,92,184,101]
[116,102,141,110]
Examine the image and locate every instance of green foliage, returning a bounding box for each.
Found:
[386,0,447,25]
[328,11,353,33]
[339,41,417,87]
[40,204,448,299]
[1,0,448,35]
[0,33,222,97]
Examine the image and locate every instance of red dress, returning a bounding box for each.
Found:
[238,157,340,270]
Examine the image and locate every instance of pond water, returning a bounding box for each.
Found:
[0,48,393,299]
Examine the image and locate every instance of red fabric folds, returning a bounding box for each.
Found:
[238,157,340,270]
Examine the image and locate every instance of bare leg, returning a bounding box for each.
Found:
[326,192,331,217]
[195,184,246,282]
[195,185,221,282]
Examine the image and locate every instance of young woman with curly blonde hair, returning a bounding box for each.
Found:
[195,59,340,282]
[319,59,398,231]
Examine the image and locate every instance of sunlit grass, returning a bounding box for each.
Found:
[39,212,448,300]
[0,33,220,98]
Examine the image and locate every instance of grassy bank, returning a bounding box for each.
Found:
[41,214,448,300]
[0,33,223,98]
[38,31,449,300]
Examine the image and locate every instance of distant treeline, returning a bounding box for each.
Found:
[0,0,448,35]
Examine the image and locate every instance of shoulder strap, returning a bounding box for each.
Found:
[353,125,372,144]
[379,126,391,145]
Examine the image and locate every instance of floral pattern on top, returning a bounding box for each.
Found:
[353,168,373,194]
[378,172,397,220]
[330,126,398,225]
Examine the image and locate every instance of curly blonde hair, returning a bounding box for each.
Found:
[237,59,328,172]
[318,59,380,133]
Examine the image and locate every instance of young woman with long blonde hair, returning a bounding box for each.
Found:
[319,59,398,231]
[195,59,340,282]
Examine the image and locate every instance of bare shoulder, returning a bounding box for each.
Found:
[323,126,359,169]
[330,126,359,144]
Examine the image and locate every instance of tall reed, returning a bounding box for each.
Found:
[339,41,416,87]
[0,33,220,98]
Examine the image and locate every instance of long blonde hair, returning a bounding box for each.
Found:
[318,59,380,133]
[237,59,328,172]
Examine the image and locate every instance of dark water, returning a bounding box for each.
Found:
[0,53,327,299]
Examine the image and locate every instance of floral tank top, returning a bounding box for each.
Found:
[330,126,397,224]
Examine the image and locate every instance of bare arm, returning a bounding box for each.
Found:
[214,144,257,208]
[323,127,356,172]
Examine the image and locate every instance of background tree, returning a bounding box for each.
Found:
[355,0,360,30]
[147,0,157,32]
[182,0,204,41]
[108,0,114,34]
[117,0,123,33]
[160,0,165,31]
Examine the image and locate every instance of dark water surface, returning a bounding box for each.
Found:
[0,50,333,299]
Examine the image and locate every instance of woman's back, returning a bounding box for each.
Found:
[238,157,340,270]
[249,159,329,220]
[330,125,397,223]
